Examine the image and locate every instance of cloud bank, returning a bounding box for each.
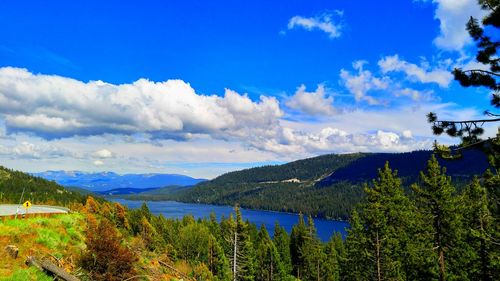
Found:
[0,67,441,158]
[0,67,283,141]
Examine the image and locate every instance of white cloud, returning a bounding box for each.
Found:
[0,67,283,142]
[378,55,453,87]
[402,130,413,139]
[340,61,389,105]
[423,0,486,51]
[255,126,431,155]
[93,149,113,159]
[286,84,336,116]
[395,88,433,102]
[0,66,486,178]
[0,141,71,159]
[287,13,343,38]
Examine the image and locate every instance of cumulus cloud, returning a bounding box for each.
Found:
[93,149,113,158]
[421,0,486,51]
[0,67,282,142]
[287,12,343,38]
[0,141,71,159]
[378,55,453,87]
[254,126,431,155]
[286,84,336,116]
[340,61,389,105]
[402,130,413,139]
[0,66,457,168]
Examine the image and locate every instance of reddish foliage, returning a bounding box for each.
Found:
[79,218,137,281]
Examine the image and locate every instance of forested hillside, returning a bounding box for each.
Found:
[0,166,87,205]
[161,150,488,220]
[1,149,499,280]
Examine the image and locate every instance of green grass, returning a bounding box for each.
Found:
[0,213,86,280]
[0,268,52,281]
[35,228,64,249]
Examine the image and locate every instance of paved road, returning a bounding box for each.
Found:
[0,204,69,216]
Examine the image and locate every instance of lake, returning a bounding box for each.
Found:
[111,199,349,241]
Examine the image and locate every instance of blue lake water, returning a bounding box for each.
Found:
[111,199,349,242]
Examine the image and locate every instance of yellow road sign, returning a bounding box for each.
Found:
[23,201,31,209]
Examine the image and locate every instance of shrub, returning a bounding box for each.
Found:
[79,218,137,281]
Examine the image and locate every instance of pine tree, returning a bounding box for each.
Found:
[273,222,292,275]
[461,177,496,280]
[342,209,370,281]
[290,213,308,278]
[427,0,499,154]
[224,206,256,281]
[208,234,231,281]
[140,216,159,251]
[300,216,325,281]
[412,155,460,281]
[343,162,418,281]
[323,236,340,281]
[255,225,285,281]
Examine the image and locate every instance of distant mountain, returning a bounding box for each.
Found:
[113,185,193,199]
[96,187,160,195]
[34,171,206,192]
[318,149,489,186]
[170,150,490,220]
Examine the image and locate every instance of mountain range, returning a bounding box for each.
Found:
[32,149,491,220]
[33,171,206,193]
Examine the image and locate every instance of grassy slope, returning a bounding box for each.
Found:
[0,213,85,280]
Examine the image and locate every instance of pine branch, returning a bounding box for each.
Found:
[434,118,500,124]
[462,69,500,77]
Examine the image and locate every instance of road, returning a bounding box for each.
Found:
[0,204,69,216]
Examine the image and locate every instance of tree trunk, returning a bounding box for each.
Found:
[376,231,382,281]
[480,237,489,281]
[270,250,274,281]
[317,259,320,281]
[26,256,79,281]
[436,215,445,281]
[233,230,238,281]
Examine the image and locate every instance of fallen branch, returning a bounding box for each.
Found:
[158,260,193,281]
[26,256,80,281]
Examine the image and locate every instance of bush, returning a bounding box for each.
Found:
[79,218,137,281]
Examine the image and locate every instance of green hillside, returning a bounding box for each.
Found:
[160,150,489,220]
[0,166,87,206]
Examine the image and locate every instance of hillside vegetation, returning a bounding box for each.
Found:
[0,148,498,281]
[0,166,87,206]
[129,150,488,220]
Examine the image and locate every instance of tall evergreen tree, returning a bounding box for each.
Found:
[300,216,325,281]
[461,177,496,280]
[255,225,285,281]
[290,213,308,278]
[344,162,419,281]
[427,0,499,156]
[342,209,371,281]
[323,236,341,281]
[208,233,231,281]
[224,206,256,281]
[412,155,461,281]
[273,222,292,275]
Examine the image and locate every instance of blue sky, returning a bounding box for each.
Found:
[0,0,494,178]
